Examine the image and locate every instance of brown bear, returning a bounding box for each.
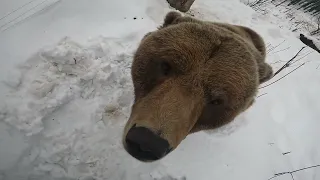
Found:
[122,11,273,162]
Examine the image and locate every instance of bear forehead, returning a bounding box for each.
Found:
[144,23,222,53]
[132,23,259,101]
[135,24,257,80]
[137,23,254,64]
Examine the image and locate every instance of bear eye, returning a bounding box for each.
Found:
[160,61,171,76]
[210,98,223,105]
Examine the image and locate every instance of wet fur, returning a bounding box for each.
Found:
[123,11,273,155]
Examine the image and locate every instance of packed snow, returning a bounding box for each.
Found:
[0,0,320,180]
[241,0,320,49]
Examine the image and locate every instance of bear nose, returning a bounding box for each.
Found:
[125,125,171,161]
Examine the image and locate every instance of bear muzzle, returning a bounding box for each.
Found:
[124,124,172,162]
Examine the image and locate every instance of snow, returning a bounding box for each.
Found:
[0,0,60,32]
[0,0,320,180]
[242,0,320,47]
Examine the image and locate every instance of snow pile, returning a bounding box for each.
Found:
[0,0,320,180]
[0,36,187,180]
[240,0,320,44]
[1,36,134,135]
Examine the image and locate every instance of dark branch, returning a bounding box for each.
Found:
[273,46,307,78]
[292,51,313,64]
[267,40,286,54]
[271,47,291,54]
[268,164,320,180]
[291,164,320,174]
[260,63,306,89]
[257,93,268,98]
[282,151,291,155]
[290,173,295,180]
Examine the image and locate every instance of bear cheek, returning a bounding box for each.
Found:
[191,105,229,132]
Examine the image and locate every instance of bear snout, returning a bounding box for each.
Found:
[124,125,172,162]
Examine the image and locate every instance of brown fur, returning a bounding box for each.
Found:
[123,11,273,159]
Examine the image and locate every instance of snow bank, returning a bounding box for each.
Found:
[0,0,320,180]
[0,33,190,179]
[2,36,132,134]
[242,0,320,49]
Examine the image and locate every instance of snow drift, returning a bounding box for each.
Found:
[0,0,320,180]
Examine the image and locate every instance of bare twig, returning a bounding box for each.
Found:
[290,60,314,67]
[266,43,272,49]
[272,46,306,78]
[292,51,313,64]
[291,164,320,174]
[282,151,291,155]
[249,0,269,7]
[257,93,268,98]
[284,7,292,13]
[270,60,287,65]
[267,40,286,54]
[260,62,306,89]
[73,58,77,64]
[290,173,295,180]
[268,164,320,180]
[259,46,309,91]
[275,0,287,7]
[271,47,291,54]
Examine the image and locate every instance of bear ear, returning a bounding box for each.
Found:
[236,25,275,83]
[227,24,274,83]
[159,11,182,29]
[235,25,267,59]
[142,12,182,40]
[141,32,152,40]
[258,63,273,84]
